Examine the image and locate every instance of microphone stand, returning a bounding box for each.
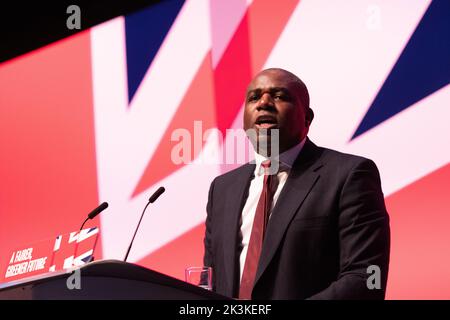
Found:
[124,187,165,262]
[124,201,151,262]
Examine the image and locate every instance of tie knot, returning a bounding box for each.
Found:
[261,160,271,169]
[260,160,275,176]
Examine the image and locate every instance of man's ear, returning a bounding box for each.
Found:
[305,108,314,127]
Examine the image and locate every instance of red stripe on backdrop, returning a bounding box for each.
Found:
[385,163,450,299]
[213,0,300,136]
[0,31,101,272]
[247,0,300,74]
[212,12,252,136]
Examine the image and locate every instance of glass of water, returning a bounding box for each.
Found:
[185,266,212,290]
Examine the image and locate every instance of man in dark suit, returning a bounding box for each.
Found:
[203,68,390,300]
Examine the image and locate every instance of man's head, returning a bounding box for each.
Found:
[244,68,314,155]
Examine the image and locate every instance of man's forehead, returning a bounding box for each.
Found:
[247,71,298,92]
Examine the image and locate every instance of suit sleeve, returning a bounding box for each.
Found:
[203,178,216,291]
[307,159,391,300]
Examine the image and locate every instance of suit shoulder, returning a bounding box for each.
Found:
[313,144,383,195]
[318,145,378,172]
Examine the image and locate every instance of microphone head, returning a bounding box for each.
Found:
[97,201,109,211]
[88,201,109,219]
[149,187,165,203]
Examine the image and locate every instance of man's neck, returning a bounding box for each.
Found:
[254,136,307,168]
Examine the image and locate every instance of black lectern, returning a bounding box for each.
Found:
[0,259,229,300]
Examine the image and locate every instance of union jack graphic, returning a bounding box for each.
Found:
[49,227,99,271]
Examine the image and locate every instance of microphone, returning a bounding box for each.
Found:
[124,187,165,262]
[149,186,165,203]
[76,202,108,265]
[79,202,109,231]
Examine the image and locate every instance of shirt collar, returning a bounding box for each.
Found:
[254,137,307,176]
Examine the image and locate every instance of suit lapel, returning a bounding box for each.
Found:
[254,139,324,286]
[222,163,255,296]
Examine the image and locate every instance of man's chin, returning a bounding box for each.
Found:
[256,136,279,157]
[245,127,280,156]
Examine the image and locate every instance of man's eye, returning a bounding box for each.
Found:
[248,95,259,102]
[274,94,290,101]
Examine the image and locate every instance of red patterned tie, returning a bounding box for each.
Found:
[239,160,275,299]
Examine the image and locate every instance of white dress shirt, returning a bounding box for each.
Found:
[239,137,307,281]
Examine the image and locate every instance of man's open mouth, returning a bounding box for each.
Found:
[255,115,278,129]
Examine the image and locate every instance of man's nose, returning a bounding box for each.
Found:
[256,93,274,111]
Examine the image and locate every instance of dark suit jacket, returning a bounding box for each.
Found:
[203,138,390,299]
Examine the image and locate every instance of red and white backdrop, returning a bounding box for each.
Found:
[1,0,449,299]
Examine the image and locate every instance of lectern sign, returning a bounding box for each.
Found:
[3,240,53,281]
[1,227,99,282]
